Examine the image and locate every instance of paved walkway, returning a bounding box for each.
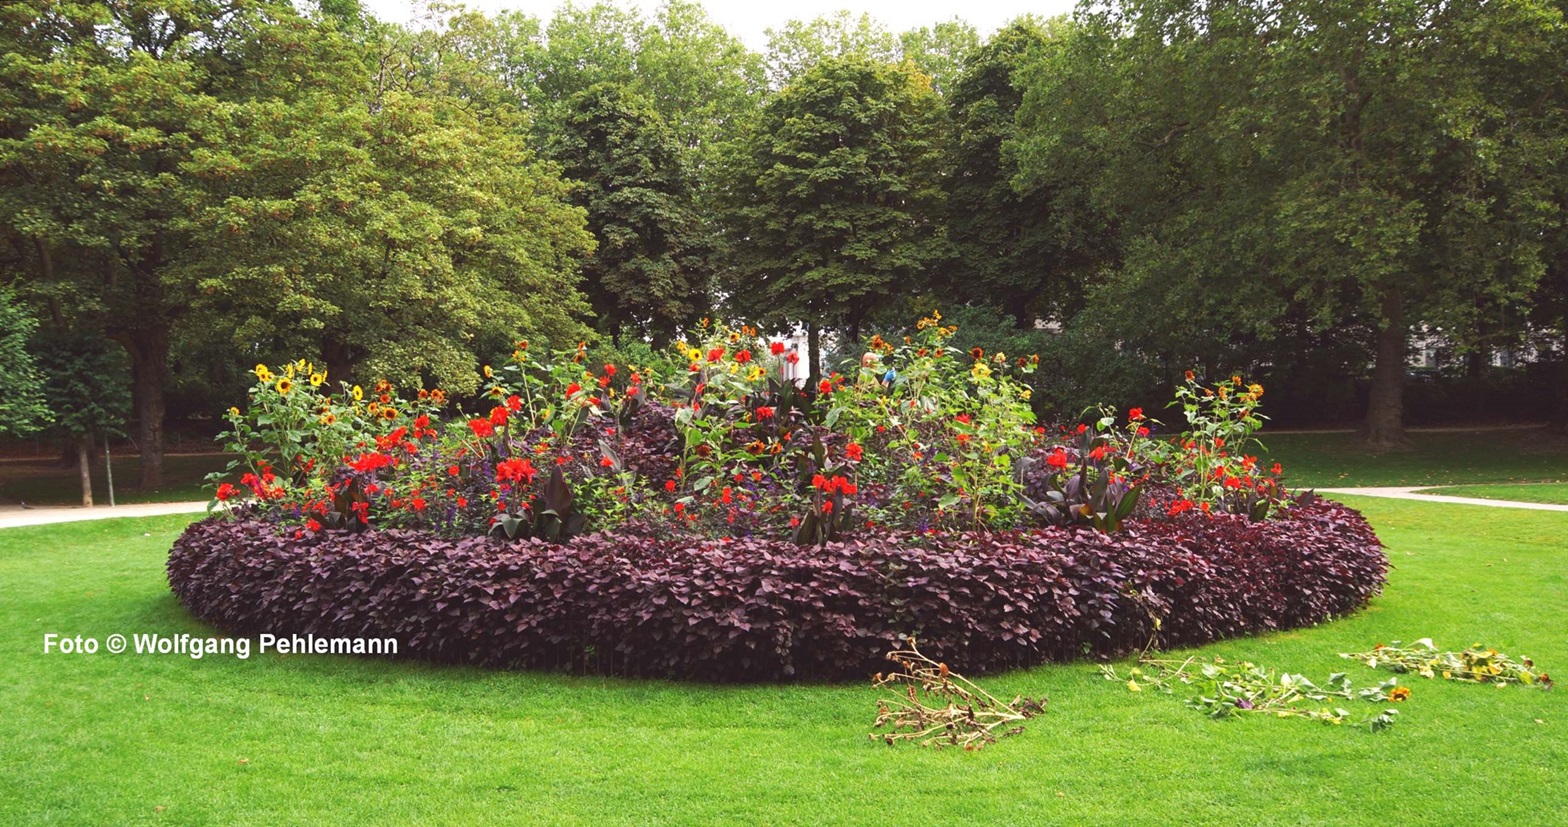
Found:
[1315,487,1568,512]
[0,501,210,529]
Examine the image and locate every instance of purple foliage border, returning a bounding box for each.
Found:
[167,500,1387,681]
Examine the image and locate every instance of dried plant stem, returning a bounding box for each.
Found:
[869,639,1046,750]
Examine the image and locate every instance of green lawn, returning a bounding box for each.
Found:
[0,453,231,506]
[2,500,1563,825]
[1261,427,1568,488]
[1413,482,1568,505]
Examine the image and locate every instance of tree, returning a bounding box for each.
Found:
[0,287,50,438]
[183,17,595,392]
[898,19,980,98]
[946,18,1094,329]
[718,57,948,383]
[548,83,709,345]
[1012,0,1568,448]
[30,329,130,505]
[763,12,899,88]
[0,0,366,485]
[1,1,596,486]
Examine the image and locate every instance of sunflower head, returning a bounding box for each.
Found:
[276,378,293,395]
[351,385,364,401]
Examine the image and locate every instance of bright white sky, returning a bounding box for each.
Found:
[358,0,1079,50]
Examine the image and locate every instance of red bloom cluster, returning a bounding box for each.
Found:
[496,457,538,484]
[347,452,394,473]
[812,474,857,495]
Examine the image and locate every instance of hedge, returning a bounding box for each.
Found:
[167,499,1386,681]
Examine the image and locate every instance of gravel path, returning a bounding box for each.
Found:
[1313,487,1568,512]
[0,501,210,529]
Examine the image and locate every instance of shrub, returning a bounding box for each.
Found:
[167,499,1386,682]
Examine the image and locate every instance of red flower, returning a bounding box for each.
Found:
[785,352,799,365]
[1185,370,1196,381]
[1137,426,1150,437]
[350,501,370,524]
[603,364,617,377]
[411,497,427,511]
[720,487,733,504]
[1271,462,1283,475]
[969,347,984,360]
[844,443,863,461]
[306,518,322,532]
[707,347,724,362]
[468,418,494,438]
[599,456,615,468]
[215,482,237,501]
[673,502,686,515]
[956,433,972,445]
[770,342,786,355]
[1166,499,1194,516]
[1128,407,1144,421]
[565,382,582,397]
[735,350,752,364]
[955,413,972,425]
[496,457,537,484]
[1046,449,1070,470]
[755,406,774,419]
[818,379,832,394]
[448,465,460,477]
[506,395,523,412]
[348,452,393,473]
[456,496,468,508]
[489,406,509,426]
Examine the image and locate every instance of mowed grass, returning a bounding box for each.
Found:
[1415,482,1568,505]
[0,453,230,506]
[2,500,1565,826]
[1261,427,1568,488]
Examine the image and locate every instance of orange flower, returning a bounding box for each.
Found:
[1390,686,1411,702]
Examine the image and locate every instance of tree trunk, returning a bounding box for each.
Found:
[1551,351,1568,435]
[806,324,821,388]
[322,337,356,388]
[1362,286,1409,449]
[77,435,93,507]
[126,328,170,488]
[1010,295,1033,331]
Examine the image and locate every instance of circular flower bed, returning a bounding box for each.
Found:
[168,499,1385,681]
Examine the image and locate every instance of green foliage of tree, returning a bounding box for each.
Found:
[946,17,1094,329]
[0,1,594,486]
[764,11,899,88]
[897,18,980,98]
[30,329,130,441]
[1012,0,1568,447]
[718,57,948,382]
[0,287,50,437]
[549,83,708,345]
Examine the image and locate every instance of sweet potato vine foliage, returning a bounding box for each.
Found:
[168,499,1385,681]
